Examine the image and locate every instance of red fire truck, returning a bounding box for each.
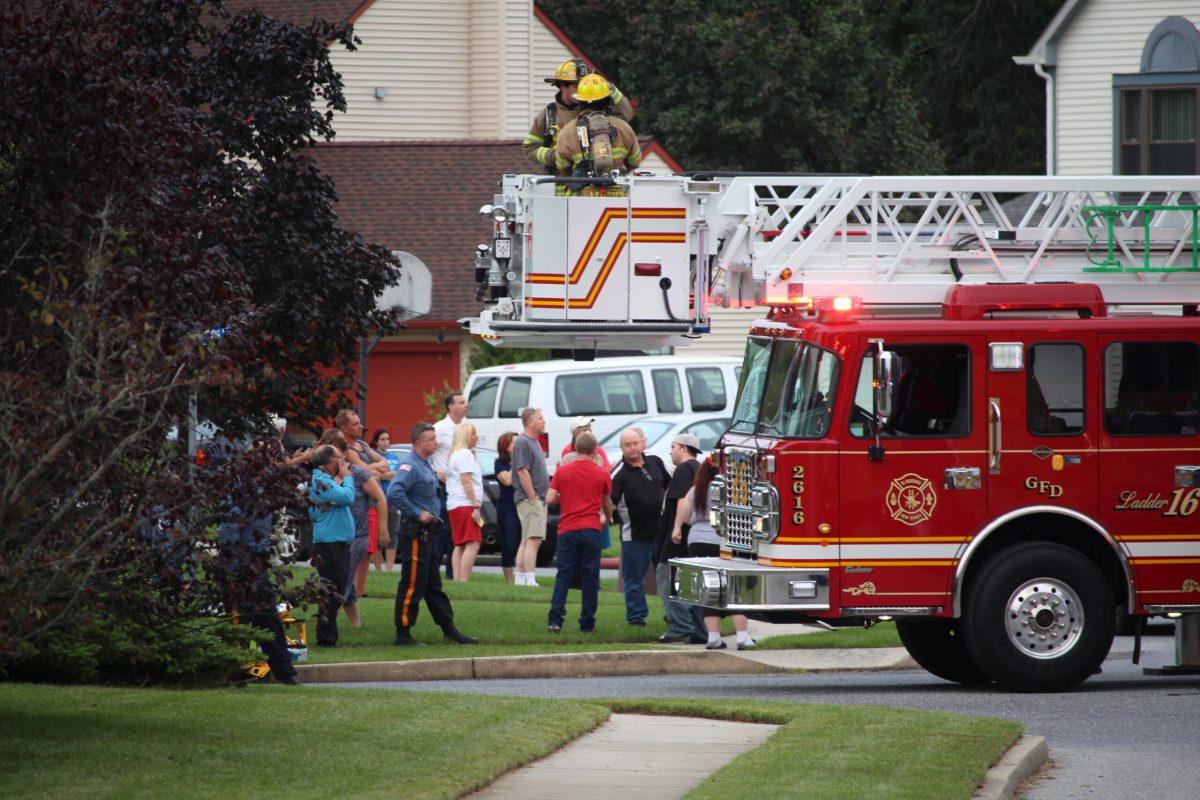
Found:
[465,174,1200,690]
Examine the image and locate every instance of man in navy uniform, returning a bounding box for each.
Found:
[387,422,479,647]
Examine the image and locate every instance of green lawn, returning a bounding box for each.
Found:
[607,698,1022,800]
[290,569,903,663]
[0,684,1020,800]
[299,567,671,663]
[0,683,608,800]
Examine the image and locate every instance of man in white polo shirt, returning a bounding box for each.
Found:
[432,391,468,579]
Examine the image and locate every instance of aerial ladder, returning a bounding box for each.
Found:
[465,172,1200,350]
[462,172,1200,686]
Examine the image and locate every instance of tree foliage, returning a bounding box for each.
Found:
[0,0,398,681]
[539,0,1061,175]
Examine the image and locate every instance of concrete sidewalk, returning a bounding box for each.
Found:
[467,713,779,800]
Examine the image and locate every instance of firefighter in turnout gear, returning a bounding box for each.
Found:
[554,74,642,196]
[522,58,633,173]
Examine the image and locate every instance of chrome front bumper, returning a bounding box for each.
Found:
[669,557,830,612]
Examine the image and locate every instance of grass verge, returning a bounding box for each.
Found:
[299,569,670,663]
[289,570,904,663]
[0,683,609,800]
[605,697,1021,800]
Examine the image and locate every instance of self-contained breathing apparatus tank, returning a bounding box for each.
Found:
[576,110,615,177]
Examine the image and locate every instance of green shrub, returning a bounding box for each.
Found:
[5,613,265,688]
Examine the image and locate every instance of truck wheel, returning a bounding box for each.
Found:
[895,619,990,684]
[962,543,1114,692]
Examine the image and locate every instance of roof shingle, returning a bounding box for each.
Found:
[307,140,530,325]
[221,1,371,27]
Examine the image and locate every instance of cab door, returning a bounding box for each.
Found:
[984,335,1099,524]
[1095,337,1200,611]
[838,336,989,611]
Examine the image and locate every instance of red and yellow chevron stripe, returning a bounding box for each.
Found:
[526,206,686,287]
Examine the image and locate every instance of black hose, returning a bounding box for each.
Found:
[659,277,684,322]
[948,233,977,281]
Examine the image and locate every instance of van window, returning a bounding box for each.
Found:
[555,371,647,416]
[851,344,971,438]
[653,369,684,413]
[468,377,500,418]
[686,367,726,412]
[682,418,730,451]
[1104,341,1200,436]
[499,377,531,419]
[1028,344,1084,436]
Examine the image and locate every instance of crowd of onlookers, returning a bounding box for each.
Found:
[294,391,752,655]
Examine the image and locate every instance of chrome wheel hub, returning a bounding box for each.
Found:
[1004,577,1084,660]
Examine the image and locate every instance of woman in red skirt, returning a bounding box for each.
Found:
[446,422,483,582]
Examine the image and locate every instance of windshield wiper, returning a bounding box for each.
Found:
[758,418,784,436]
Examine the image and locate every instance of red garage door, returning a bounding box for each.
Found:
[365,341,460,440]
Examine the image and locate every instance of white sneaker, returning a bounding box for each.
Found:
[515,572,529,586]
[526,573,540,587]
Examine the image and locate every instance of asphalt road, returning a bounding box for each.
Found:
[331,630,1199,799]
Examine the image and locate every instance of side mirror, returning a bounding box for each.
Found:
[868,343,897,462]
[873,349,897,421]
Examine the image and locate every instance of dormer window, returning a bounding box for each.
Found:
[1115,17,1200,175]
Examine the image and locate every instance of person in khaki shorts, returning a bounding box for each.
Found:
[512,407,550,586]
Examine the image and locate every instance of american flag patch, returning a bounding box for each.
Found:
[399,464,412,472]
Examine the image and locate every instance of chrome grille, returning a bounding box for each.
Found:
[724,510,756,551]
[724,448,757,507]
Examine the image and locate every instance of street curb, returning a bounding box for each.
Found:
[733,647,919,672]
[296,649,780,683]
[972,735,1049,800]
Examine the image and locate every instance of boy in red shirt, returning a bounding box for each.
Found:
[545,432,613,633]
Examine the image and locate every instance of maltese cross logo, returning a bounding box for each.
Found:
[886,473,937,526]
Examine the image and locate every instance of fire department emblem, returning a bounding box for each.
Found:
[886,473,938,526]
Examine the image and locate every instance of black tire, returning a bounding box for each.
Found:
[1114,603,1137,637]
[895,619,991,684]
[962,542,1114,692]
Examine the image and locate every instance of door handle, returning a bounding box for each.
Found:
[945,467,982,490]
[988,397,1002,474]
[1176,466,1200,488]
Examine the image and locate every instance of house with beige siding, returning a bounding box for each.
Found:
[226,1,688,427]
[241,0,679,172]
[1016,1,1200,176]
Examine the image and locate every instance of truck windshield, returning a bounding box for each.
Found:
[729,337,839,438]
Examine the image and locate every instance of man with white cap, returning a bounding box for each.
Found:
[559,415,611,470]
[655,433,707,643]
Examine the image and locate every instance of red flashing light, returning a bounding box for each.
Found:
[817,295,862,317]
[195,449,211,468]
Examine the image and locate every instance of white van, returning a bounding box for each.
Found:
[465,355,743,458]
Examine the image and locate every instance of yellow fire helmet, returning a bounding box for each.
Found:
[573,73,612,103]
[545,58,590,85]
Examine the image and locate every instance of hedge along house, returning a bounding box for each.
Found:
[1015,1,1200,176]
[226,1,683,437]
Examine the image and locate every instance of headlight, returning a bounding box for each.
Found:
[491,206,512,223]
[478,204,494,220]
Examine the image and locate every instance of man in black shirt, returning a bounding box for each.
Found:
[655,433,706,644]
[610,429,670,626]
